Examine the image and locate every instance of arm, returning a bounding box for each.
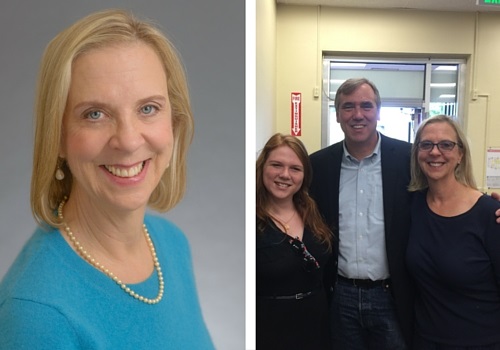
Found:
[492,192,500,224]
[0,299,80,349]
[485,211,500,289]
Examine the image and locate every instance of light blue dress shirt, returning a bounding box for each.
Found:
[338,134,389,280]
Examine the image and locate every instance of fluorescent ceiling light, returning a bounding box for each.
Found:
[330,79,346,84]
[435,66,457,71]
[331,62,366,68]
[430,83,457,88]
[439,94,456,98]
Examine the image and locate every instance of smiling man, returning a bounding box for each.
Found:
[309,78,414,349]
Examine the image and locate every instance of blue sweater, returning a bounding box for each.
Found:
[0,215,215,349]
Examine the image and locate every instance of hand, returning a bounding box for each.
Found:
[492,192,500,224]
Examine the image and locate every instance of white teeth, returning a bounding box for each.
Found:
[276,182,290,188]
[353,125,364,129]
[429,162,443,167]
[105,162,144,178]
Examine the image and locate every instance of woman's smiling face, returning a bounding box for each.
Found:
[61,42,173,212]
[263,145,304,203]
[417,121,463,184]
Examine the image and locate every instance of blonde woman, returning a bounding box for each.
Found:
[407,115,500,349]
[0,9,214,349]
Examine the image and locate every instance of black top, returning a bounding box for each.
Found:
[256,219,332,350]
[407,191,500,346]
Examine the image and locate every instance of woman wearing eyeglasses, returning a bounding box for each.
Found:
[407,115,500,349]
[256,133,336,350]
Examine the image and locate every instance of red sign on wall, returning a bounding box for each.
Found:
[291,92,301,136]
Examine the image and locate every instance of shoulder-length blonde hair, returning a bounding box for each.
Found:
[31,9,193,226]
[256,133,333,249]
[408,114,477,192]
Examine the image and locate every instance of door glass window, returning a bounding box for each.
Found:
[322,57,464,147]
[430,64,458,117]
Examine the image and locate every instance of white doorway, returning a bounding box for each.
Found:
[322,57,465,147]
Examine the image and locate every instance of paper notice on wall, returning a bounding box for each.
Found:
[486,148,500,188]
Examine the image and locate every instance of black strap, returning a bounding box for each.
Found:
[338,275,390,289]
[258,288,321,300]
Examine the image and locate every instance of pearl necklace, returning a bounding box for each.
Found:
[57,199,164,304]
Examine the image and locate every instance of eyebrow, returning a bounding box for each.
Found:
[72,95,168,113]
[74,95,167,109]
[341,101,374,107]
[268,159,304,168]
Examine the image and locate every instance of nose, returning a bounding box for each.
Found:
[279,166,291,179]
[108,116,145,152]
[353,105,364,118]
[428,144,442,154]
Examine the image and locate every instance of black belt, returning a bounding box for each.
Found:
[258,288,321,300]
[338,275,390,289]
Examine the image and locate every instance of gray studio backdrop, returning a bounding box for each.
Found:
[0,1,244,349]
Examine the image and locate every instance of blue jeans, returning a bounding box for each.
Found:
[414,334,500,350]
[331,277,407,350]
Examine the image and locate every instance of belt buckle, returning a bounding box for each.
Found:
[352,279,366,288]
[352,278,372,288]
[296,291,311,299]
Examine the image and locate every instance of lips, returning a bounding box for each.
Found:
[275,181,291,189]
[104,161,145,178]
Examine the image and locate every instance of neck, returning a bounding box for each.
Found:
[427,178,467,202]
[267,198,298,233]
[267,197,295,215]
[61,192,147,260]
[57,197,163,303]
[344,133,378,161]
[425,178,482,217]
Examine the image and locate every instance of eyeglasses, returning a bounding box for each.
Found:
[288,237,320,272]
[417,140,461,152]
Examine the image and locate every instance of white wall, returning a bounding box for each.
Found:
[267,5,500,191]
[256,0,277,152]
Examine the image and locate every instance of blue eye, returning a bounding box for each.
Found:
[87,110,102,120]
[141,105,157,115]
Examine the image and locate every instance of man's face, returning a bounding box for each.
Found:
[336,83,380,147]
